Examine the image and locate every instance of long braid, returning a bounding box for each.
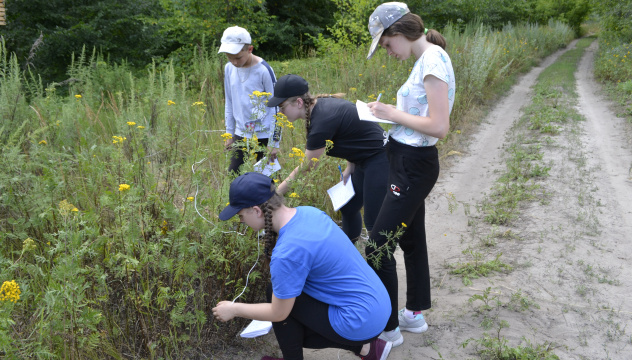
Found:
[299,92,345,138]
[259,191,284,267]
[302,95,315,137]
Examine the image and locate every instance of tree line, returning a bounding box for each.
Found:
[0,0,600,85]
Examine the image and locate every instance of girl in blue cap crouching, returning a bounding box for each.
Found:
[212,172,393,360]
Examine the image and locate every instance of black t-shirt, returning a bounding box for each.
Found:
[306,98,386,163]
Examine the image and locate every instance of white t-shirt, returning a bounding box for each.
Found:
[224,60,280,147]
[390,45,456,147]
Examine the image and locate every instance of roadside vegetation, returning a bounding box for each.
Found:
[2,0,631,358]
[593,0,632,122]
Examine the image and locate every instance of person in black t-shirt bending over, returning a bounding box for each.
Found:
[266,74,388,242]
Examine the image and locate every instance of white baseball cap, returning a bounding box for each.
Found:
[218,26,252,54]
[367,2,410,59]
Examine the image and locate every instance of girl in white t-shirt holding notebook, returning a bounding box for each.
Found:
[365,1,456,347]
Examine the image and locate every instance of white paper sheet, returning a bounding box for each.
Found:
[254,157,281,176]
[327,180,355,212]
[240,319,272,338]
[356,100,396,124]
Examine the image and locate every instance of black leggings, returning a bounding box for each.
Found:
[227,135,269,174]
[340,151,389,240]
[266,285,374,360]
[366,138,440,331]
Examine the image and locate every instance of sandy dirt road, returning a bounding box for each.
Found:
[242,39,632,360]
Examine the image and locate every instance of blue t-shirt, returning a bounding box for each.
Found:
[271,206,390,341]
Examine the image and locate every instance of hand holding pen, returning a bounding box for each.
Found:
[368,92,394,120]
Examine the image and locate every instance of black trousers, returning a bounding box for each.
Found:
[266,285,374,360]
[366,138,440,332]
[227,135,269,174]
[340,151,389,240]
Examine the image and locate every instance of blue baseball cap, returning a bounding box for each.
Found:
[266,74,309,108]
[219,172,275,220]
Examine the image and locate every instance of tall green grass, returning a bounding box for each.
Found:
[0,21,574,358]
[594,33,632,121]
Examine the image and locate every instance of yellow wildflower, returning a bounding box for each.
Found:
[58,199,76,216]
[23,238,37,252]
[401,222,407,228]
[221,133,233,140]
[75,94,82,99]
[187,197,194,202]
[119,184,130,192]
[167,100,175,106]
[161,220,168,235]
[289,193,299,198]
[0,280,21,303]
[112,135,127,144]
[39,140,47,145]
[137,126,145,129]
[325,140,334,147]
[192,101,205,106]
[349,87,357,92]
[275,113,288,121]
[311,158,319,162]
[127,121,136,126]
[251,91,271,98]
[289,147,305,159]
[71,208,79,212]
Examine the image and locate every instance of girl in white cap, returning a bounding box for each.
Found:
[364,2,456,347]
[212,172,392,360]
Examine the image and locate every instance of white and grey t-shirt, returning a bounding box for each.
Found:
[390,45,456,147]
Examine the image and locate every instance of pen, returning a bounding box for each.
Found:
[376,93,382,102]
[338,165,343,180]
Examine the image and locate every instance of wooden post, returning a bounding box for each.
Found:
[0,0,6,26]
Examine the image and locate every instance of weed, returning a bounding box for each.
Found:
[576,285,588,297]
[603,311,627,342]
[463,320,560,360]
[469,287,500,312]
[364,225,405,269]
[450,250,512,285]
[507,289,540,312]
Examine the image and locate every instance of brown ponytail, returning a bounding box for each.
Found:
[383,13,447,50]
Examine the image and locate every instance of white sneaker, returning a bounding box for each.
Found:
[378,326,403,347]
[398,309,428,333]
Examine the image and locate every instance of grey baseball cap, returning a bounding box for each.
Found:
[366,2,410,59]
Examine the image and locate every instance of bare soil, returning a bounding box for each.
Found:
[222,39,632,360]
